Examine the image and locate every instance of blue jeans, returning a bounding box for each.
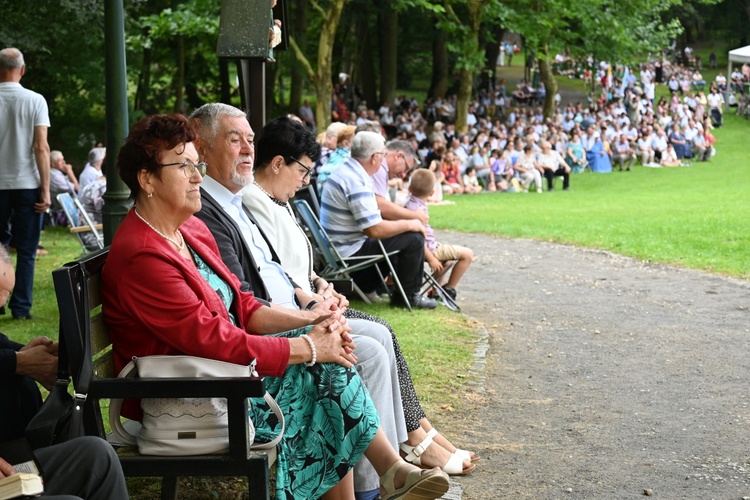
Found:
[0,189,43,317]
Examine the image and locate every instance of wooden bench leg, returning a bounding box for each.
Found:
[160,476,179,500]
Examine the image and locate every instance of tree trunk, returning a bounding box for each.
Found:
[480,27,504,92]
[456,68,472,133]
[537,50,557,120]
[175,35,185,113]
[135,47,152,112]
[288,0,308,115]
[454,0,482,133]
[357,13,377,108]
[379,6,398,107]
[314,0,348,130]
[428,26,449,99]
[289,0,348,131]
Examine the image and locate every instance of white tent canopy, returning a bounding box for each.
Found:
[728,45,750,73]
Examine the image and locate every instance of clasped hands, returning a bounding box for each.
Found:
[16,336,59,390]
[307,298,357,367]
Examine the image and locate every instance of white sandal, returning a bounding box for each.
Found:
[380,460,449,500]
[399,428,476,475]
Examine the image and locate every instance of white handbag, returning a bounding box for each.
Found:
[109,355,284,456]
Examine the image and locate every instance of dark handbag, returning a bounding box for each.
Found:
[25,267,92,450]
[24,375,84,450]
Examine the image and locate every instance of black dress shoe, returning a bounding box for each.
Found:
[392,293,437,310]
[12,314,33,320]
[408,293,437,310]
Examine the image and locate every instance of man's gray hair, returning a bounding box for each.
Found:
[351,131,386,160]
[0,48,24,71]
[386,139,417,162]
[189,103,247,147]
[50,150,63,162]
[355,120,382,134]
[88,147,106,165]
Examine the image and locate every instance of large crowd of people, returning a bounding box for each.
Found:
[302,49,745,201]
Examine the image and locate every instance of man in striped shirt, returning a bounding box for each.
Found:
[320,131,436,309]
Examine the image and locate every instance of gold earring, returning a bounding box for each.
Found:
[147,192,153,198]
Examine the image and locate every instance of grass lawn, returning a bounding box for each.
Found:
[429,113,750,279]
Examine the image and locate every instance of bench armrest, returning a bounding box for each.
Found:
[90,377,266,399]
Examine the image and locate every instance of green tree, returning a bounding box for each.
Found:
[289,0,351,130]
[127,0,221,115]
[504,0,682,119]
[0,0,106,161]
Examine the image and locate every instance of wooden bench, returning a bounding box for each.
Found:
[53,248,276,500]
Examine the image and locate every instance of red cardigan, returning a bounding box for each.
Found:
[102,211,290,391]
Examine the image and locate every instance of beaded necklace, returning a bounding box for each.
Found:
[252,181,287,207]
[134,208,185,250]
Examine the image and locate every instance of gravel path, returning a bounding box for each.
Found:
[437,230,750,499]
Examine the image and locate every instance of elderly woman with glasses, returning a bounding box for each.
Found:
[245,116,478,474]
[101,114,450,500]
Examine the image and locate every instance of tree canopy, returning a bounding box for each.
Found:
[0,0,742,161]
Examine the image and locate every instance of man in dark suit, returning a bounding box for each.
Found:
[0,246,128,499]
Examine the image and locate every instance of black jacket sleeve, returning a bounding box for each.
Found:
[0,333,23,377]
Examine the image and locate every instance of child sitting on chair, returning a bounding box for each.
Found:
[405,169,474,300]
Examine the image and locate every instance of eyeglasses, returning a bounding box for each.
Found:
[159,160,207,178]
[289,157,313,181]
[399,152,417,170]
[371,150,387,159]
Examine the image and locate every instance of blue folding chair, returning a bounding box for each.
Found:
[56,193,104,252]
[291,199,411,311]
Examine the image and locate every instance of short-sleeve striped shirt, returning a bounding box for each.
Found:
[320,156,382,257]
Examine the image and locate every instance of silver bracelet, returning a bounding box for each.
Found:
[300,334,316,367]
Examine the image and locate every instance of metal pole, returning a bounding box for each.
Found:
[103,0,131,245]
[237,59,266,133]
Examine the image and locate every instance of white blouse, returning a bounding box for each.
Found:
[243,183,315,296]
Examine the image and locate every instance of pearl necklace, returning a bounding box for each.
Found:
[253,181,287,207]
[134,208,185,250]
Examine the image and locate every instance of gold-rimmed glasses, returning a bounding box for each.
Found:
[159,160,207,178]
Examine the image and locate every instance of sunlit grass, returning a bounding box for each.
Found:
[428,113,750,279]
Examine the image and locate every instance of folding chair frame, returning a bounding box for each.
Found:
[56,193,104,252]
[291,199,412,311]
[420,260,461,312]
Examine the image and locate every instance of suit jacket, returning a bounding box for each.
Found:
[0,333,43,442]
[195,187,298,304]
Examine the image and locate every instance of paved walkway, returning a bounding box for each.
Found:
[437,230,750,499]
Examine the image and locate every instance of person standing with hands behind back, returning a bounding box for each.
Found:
[0,48,51,320]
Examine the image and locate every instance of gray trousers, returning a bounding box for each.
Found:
[349,318,407,493]
[35,436,128,499]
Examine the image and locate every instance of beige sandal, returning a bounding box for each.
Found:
[380,460,449,500]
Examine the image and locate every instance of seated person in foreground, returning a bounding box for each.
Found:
[0,247,128,500]
[185,104,467,495]
[101,114,449,500]
[320,131,436,310]
[242,115,477,476]
[405,169,474,300]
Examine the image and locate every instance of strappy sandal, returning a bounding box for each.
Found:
[380,460,449,500]
[429,427,480,463]
[454,448,481,463]
[399,428,476,475]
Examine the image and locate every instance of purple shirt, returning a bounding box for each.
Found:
[370,158,390,198]
[405,194,436,253]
